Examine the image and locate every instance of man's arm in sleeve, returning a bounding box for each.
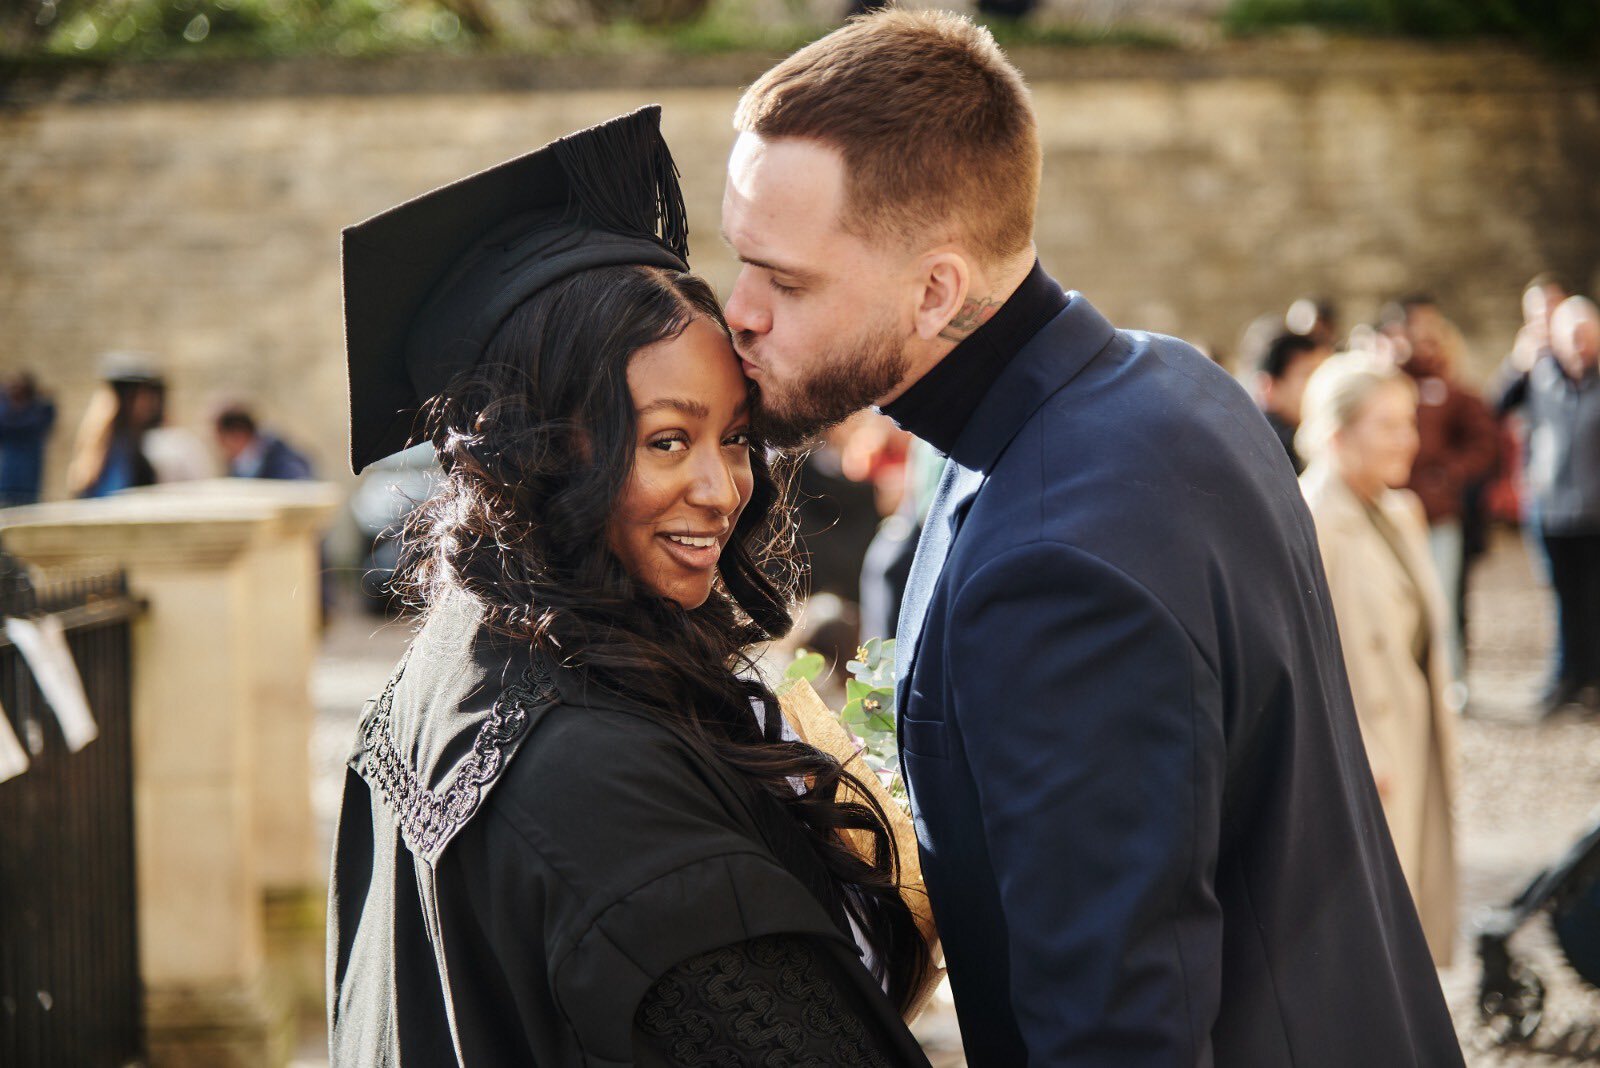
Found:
[946,540,1224,1065]
[1492,363,1530,417]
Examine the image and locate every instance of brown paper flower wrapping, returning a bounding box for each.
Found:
[777,678,947,1023]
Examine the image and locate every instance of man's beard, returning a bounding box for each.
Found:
[745,319,909,450]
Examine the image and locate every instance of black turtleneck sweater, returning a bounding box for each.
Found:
[881,259,1068,454]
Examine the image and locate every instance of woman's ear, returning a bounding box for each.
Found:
[913,252,972,342]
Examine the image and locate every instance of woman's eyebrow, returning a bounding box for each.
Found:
[638,397,711,419]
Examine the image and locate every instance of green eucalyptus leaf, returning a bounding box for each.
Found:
[785,650,825,683]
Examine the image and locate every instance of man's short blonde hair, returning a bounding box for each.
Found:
[734,10,1040,266]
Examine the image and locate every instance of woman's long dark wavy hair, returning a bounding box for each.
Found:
[398,264,929,1011]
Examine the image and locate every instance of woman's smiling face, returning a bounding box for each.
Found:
[606,316,756,610]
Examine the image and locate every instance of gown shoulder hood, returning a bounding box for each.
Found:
[347,589,559,865]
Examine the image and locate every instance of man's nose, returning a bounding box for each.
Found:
[724,268,770,337]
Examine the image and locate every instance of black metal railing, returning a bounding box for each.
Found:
[0,550,145,1067]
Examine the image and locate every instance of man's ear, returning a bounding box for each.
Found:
[913,252,971,342]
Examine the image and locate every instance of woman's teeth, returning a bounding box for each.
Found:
[665,534,718,548]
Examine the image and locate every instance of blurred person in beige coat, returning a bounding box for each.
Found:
[1298,352,1460,965]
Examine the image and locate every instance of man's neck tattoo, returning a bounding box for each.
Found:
[939,294,1004,343]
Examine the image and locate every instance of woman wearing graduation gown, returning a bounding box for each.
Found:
[328,107,934,1066]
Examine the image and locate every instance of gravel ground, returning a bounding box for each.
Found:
[1439,529,1600,1066]
[303,527,1600,1065]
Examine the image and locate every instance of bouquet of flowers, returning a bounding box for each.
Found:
[777,639,946,1022]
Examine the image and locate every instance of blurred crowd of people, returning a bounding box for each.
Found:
[1263,275,1598,965]
[0,352,315,509]
[1243,278,1600,718]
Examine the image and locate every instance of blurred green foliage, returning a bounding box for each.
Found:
[9,0,471,58]
[9,0,1583,64]
[1223,0,1600,59]
[5,0,783,59]
[3,0,1180,62]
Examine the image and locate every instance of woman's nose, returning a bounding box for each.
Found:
[685,451,742,516]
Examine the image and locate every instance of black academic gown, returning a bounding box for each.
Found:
[327,590,929,1066]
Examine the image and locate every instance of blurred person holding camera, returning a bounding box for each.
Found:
[1497,294,1600,712]
[1299,352,1459,966]
[1510,273,1569,371]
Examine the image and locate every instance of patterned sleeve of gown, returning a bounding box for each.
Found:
[632,933,906,1067]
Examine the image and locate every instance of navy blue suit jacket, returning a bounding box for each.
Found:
[895,293,1462,1065]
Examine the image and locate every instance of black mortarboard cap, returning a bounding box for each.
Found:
[342,104,690,473]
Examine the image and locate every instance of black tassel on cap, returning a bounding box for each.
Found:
[553,106,690,262]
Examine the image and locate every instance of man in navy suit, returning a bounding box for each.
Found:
[724,11,1464,1064]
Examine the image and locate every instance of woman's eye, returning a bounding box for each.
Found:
[649,436,688,453]
[724,430,753,449]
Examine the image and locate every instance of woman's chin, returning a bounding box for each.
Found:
[655,578,715,611]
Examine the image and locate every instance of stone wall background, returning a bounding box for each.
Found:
[3,42,1598,502]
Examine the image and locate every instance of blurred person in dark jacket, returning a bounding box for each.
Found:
[1398,295,1499,700]
[1497,295,1600,712]
[0,372,56,507]
[1254,331,1328,474]
[214,404,315,481]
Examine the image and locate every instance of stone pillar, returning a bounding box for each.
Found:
[131,481,340,896]
[0,489,328,1068]
[129,479,340,1022]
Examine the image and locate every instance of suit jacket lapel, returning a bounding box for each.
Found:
[892,293,1118,714]
[894,457,982,695]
